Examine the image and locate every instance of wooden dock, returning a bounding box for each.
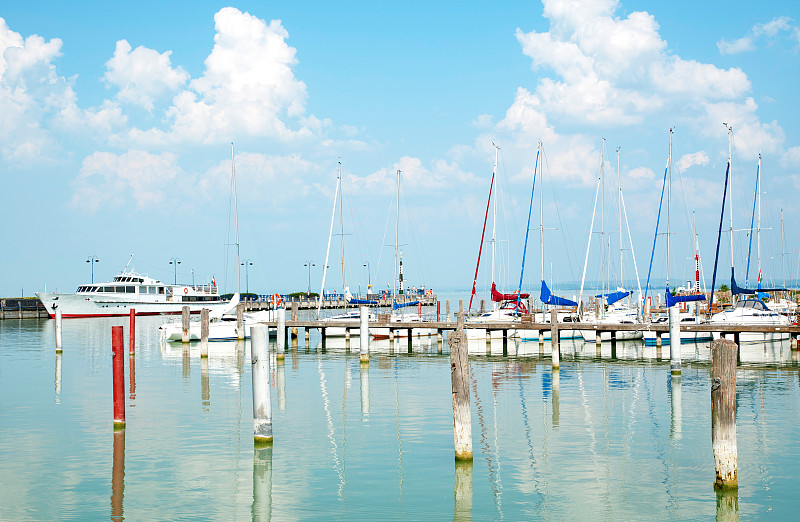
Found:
[0,298,49,319]
[244,293,437,311]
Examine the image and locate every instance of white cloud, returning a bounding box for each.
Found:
[701,98,784,157]
[781,146,800,168]
[628,166,655,180]
[718,16,796,55]
[126,7,314,145]
[104,40,189,111]
[677,151,709,171]
[345,156,479,195]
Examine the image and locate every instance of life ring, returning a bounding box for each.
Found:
[183,287,188,294]
[271,293,282,307]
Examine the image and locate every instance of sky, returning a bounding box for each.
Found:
[2,0,800,299]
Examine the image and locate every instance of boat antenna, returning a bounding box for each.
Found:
[123,253,135,273]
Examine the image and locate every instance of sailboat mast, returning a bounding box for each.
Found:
[667,129,672,288]
[601,138,606,307]
[781,208,786,289]
[231,143,240,294]
[318,170,340,316]
[757,154,761,285]
[725,123,734,304]
[338,162,346,299]
[617,147,623,290]
[539,141,544,283]
[394,169,399,298]
[491,145,498,309]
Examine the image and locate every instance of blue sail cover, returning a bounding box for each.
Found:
[731,269,784,295]
[666,287,706,308]
[392,300,420,310]
[540,280,577,307]
[349,298,378,305]
[596,290,632,306]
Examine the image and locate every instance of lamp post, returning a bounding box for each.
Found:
[86,255,100,284]
[304,261,315,293]
[241,259,253,298]
[191,269,195,288]
[363,262,371,295]
[169,258,181,285]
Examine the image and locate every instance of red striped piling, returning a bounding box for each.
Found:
[251,324,273,445]
[711,338,738,489]
[450,311,472,461]
[129,309,135,356]
[112,326,125,430]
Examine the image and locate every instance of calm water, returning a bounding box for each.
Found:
[1,315,800,520]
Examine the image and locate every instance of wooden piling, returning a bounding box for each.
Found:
[450,311,472,461]
[669,306,681,374]
[446,300,451,322]
[291,302,299,339]
[711,338,737,489]
[251,324,273,445]
[359,306,369,363]
[276,308,286,360]
[236,303,245,340]
[550,308,560,370]
[112,326,125,430]
[128,308,135,356]
[200,308,209,358]
[55,308,63,353]
[181,306,190,343]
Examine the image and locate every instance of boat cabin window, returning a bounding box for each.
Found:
[126,286,135,293]
[736,299,768,311]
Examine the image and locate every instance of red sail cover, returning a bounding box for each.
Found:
[491,283,529,302]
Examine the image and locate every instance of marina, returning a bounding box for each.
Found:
[2,313,800,518]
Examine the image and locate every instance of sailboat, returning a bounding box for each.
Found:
[319,162,377,337]
[579,140,644,342]
[707,126,789,342]
[642,129,711,345]
[370,169,434,340]
[466,144,529,341]
[160,143,272,341]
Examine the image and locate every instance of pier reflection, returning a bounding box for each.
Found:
[552,369,560,428]
[453,460,473,521]
[251,446,273,522]
[360,361,369,416]
[182,345,190,381]
[201,357,210,410]
[276,358,286,412]
[670,375,682,439]
[715,488,738,521]
[54,353,62,404]
[110,429,125,521]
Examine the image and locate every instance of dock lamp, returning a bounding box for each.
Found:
[86,256,100,284]
[304,261,315,293]
[241,259,254,299]
[169,258,181,285]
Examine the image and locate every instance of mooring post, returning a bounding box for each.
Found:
[128,308,135,356]
[55,307,63,353]
[291,302,299,339]
[437,300,441,322]
[181,305,190,343]
[669,306,681,374]
[711,338,737,489]
[276,307,286,360]
[479,299,485,314]
[408,329,413,353]
[446,299,451,322]
[200,308,209,358]
[359,306,369,363]
[251,324,273,445]
[450,311,472,461]
[237,303,245,340]
[550,308,560,370]
[112,326,125,430]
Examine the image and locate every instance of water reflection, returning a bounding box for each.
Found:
[552,370,560,428]
[360,361,369,416]
[252,446,273,522]
[182,345,190,381]
[201,357,210,410]
[670,375,682,439]
[54,353,62,404]
[276,359,286,412]
[129,356,136,406]
[715,488,738,521]
[453,460,473,521]
[110,429,125,521]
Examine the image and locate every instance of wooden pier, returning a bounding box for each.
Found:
[0,298,49,319]
[244,293,437,311]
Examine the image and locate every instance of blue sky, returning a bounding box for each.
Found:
[2,0,800,299]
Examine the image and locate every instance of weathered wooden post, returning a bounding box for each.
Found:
[276,307,286,360]
[129,308,135,356]
[711,338,737,489]
[112,326,125,430]
[236,303,245,340]
[291,302,299,340]
[359,306,369,364]
[550,308,560,370]
[446,299,451,322]
[181,305,190,343]
[200,308,209,358]
[479,299,485,314]
[450,311,472,461]
[251,324,273,445]
[55,307,63,353]
[669,306,681,374]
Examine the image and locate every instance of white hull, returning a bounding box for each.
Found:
[707,299,791,344]
[37,292,229,318]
